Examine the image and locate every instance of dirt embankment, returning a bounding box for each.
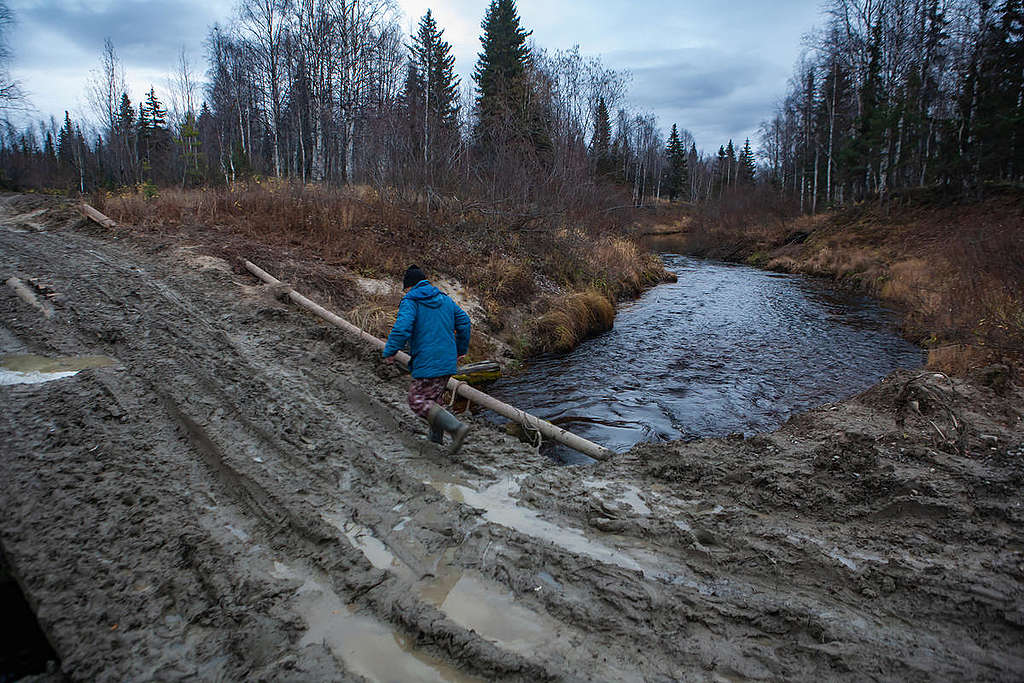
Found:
[96,184,674,359]
[649,189,1024,372]
[1,195,1023,681]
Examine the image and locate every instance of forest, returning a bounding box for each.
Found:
[0,0,1020,215]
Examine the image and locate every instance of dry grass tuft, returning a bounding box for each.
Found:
[346,289,404,341]
[532,290,615,353]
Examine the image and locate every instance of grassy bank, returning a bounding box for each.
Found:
[98,182,672,360]
[662,188,1024,373]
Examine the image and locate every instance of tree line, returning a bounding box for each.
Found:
[762,0,1023,212]
[0,0,713,212]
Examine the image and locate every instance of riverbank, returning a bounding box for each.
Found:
[2,206,1022,680]
[84,183,673,362]
[644,188,1024,374]
[489,255,925,460]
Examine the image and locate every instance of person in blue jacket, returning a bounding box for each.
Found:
[382,265,472,453]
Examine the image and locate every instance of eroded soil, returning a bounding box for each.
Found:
[1,197,1022,681]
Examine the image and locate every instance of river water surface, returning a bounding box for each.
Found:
[488,255,924,463]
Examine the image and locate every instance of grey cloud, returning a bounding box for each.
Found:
[605,48,775,149]
[13,0,225,70]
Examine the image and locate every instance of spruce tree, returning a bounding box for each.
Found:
[144,88,168,130]
[716,145,727,196]
[57,112,75,165]
[414,10,459,132]
[591,96,612,176]
[406,10,460,167]
[738,138,756,185]
[664,124,688,200]
[725,139,736,187]
[473,0,532,136]
[116,94,135,137]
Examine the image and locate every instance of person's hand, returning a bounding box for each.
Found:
[384,355,395,365]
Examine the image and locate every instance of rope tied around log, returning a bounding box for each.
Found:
[448,380,469,410]
[515,407,545,454]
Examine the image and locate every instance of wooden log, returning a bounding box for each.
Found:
[79,204,118,229]
[244,260,613,461]
[6,277,54,318]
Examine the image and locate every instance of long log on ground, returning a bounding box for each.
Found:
[244,260,613,461]
[79,204,117,229]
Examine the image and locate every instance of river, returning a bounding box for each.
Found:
[487,255,925,464]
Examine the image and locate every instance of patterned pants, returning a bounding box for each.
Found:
[407,376,450,418]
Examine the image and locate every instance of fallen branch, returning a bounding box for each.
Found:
[79,204,117,229]
[244,260,613,462]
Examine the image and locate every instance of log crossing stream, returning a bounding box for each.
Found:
[489,255,925,463]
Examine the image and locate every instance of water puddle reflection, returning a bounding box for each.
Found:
[0,354,116,385]
[322,514,414,581]
[427,477,645,573]
[419,557,551,653]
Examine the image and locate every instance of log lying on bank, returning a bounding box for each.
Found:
[244,260,613,462]
[79,204,117,229]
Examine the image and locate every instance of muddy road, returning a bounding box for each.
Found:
[1,199,1023,681]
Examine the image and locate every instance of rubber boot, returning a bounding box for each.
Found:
[428,425,444,445]
[427,404,471,455]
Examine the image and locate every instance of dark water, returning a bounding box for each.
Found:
[488,255,924,464]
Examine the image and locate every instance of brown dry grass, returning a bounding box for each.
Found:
[102,181,670,357]
[531,290,616,353]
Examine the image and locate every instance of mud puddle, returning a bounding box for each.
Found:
[271,560,480,683]
[324,514,583,663]
[426,476,712,594]
[0,354,116,385]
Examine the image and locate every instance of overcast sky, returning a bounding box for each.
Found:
[7,0,824,154]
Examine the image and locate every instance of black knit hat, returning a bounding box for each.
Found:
[403,265,427,289]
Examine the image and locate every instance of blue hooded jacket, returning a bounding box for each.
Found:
[382,280,472,378]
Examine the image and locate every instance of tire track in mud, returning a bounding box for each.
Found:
[2,221,1022,681]
[1,226,669,679]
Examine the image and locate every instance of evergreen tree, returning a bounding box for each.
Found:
[414,10,459,131]
[144,87,168,130]
[664,124,688,200]
[178,110,202,185]
[115,92,136,184]
[473,0,532,137]
[405,10,461,168]
[400,60,425,133]
[738,138,756,185]
[591,96,612,176]
[116,94,135,137]
[715,145,727,196]
[724,139,736,187]
[973,0,1024,181]
[57,112,75,165]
